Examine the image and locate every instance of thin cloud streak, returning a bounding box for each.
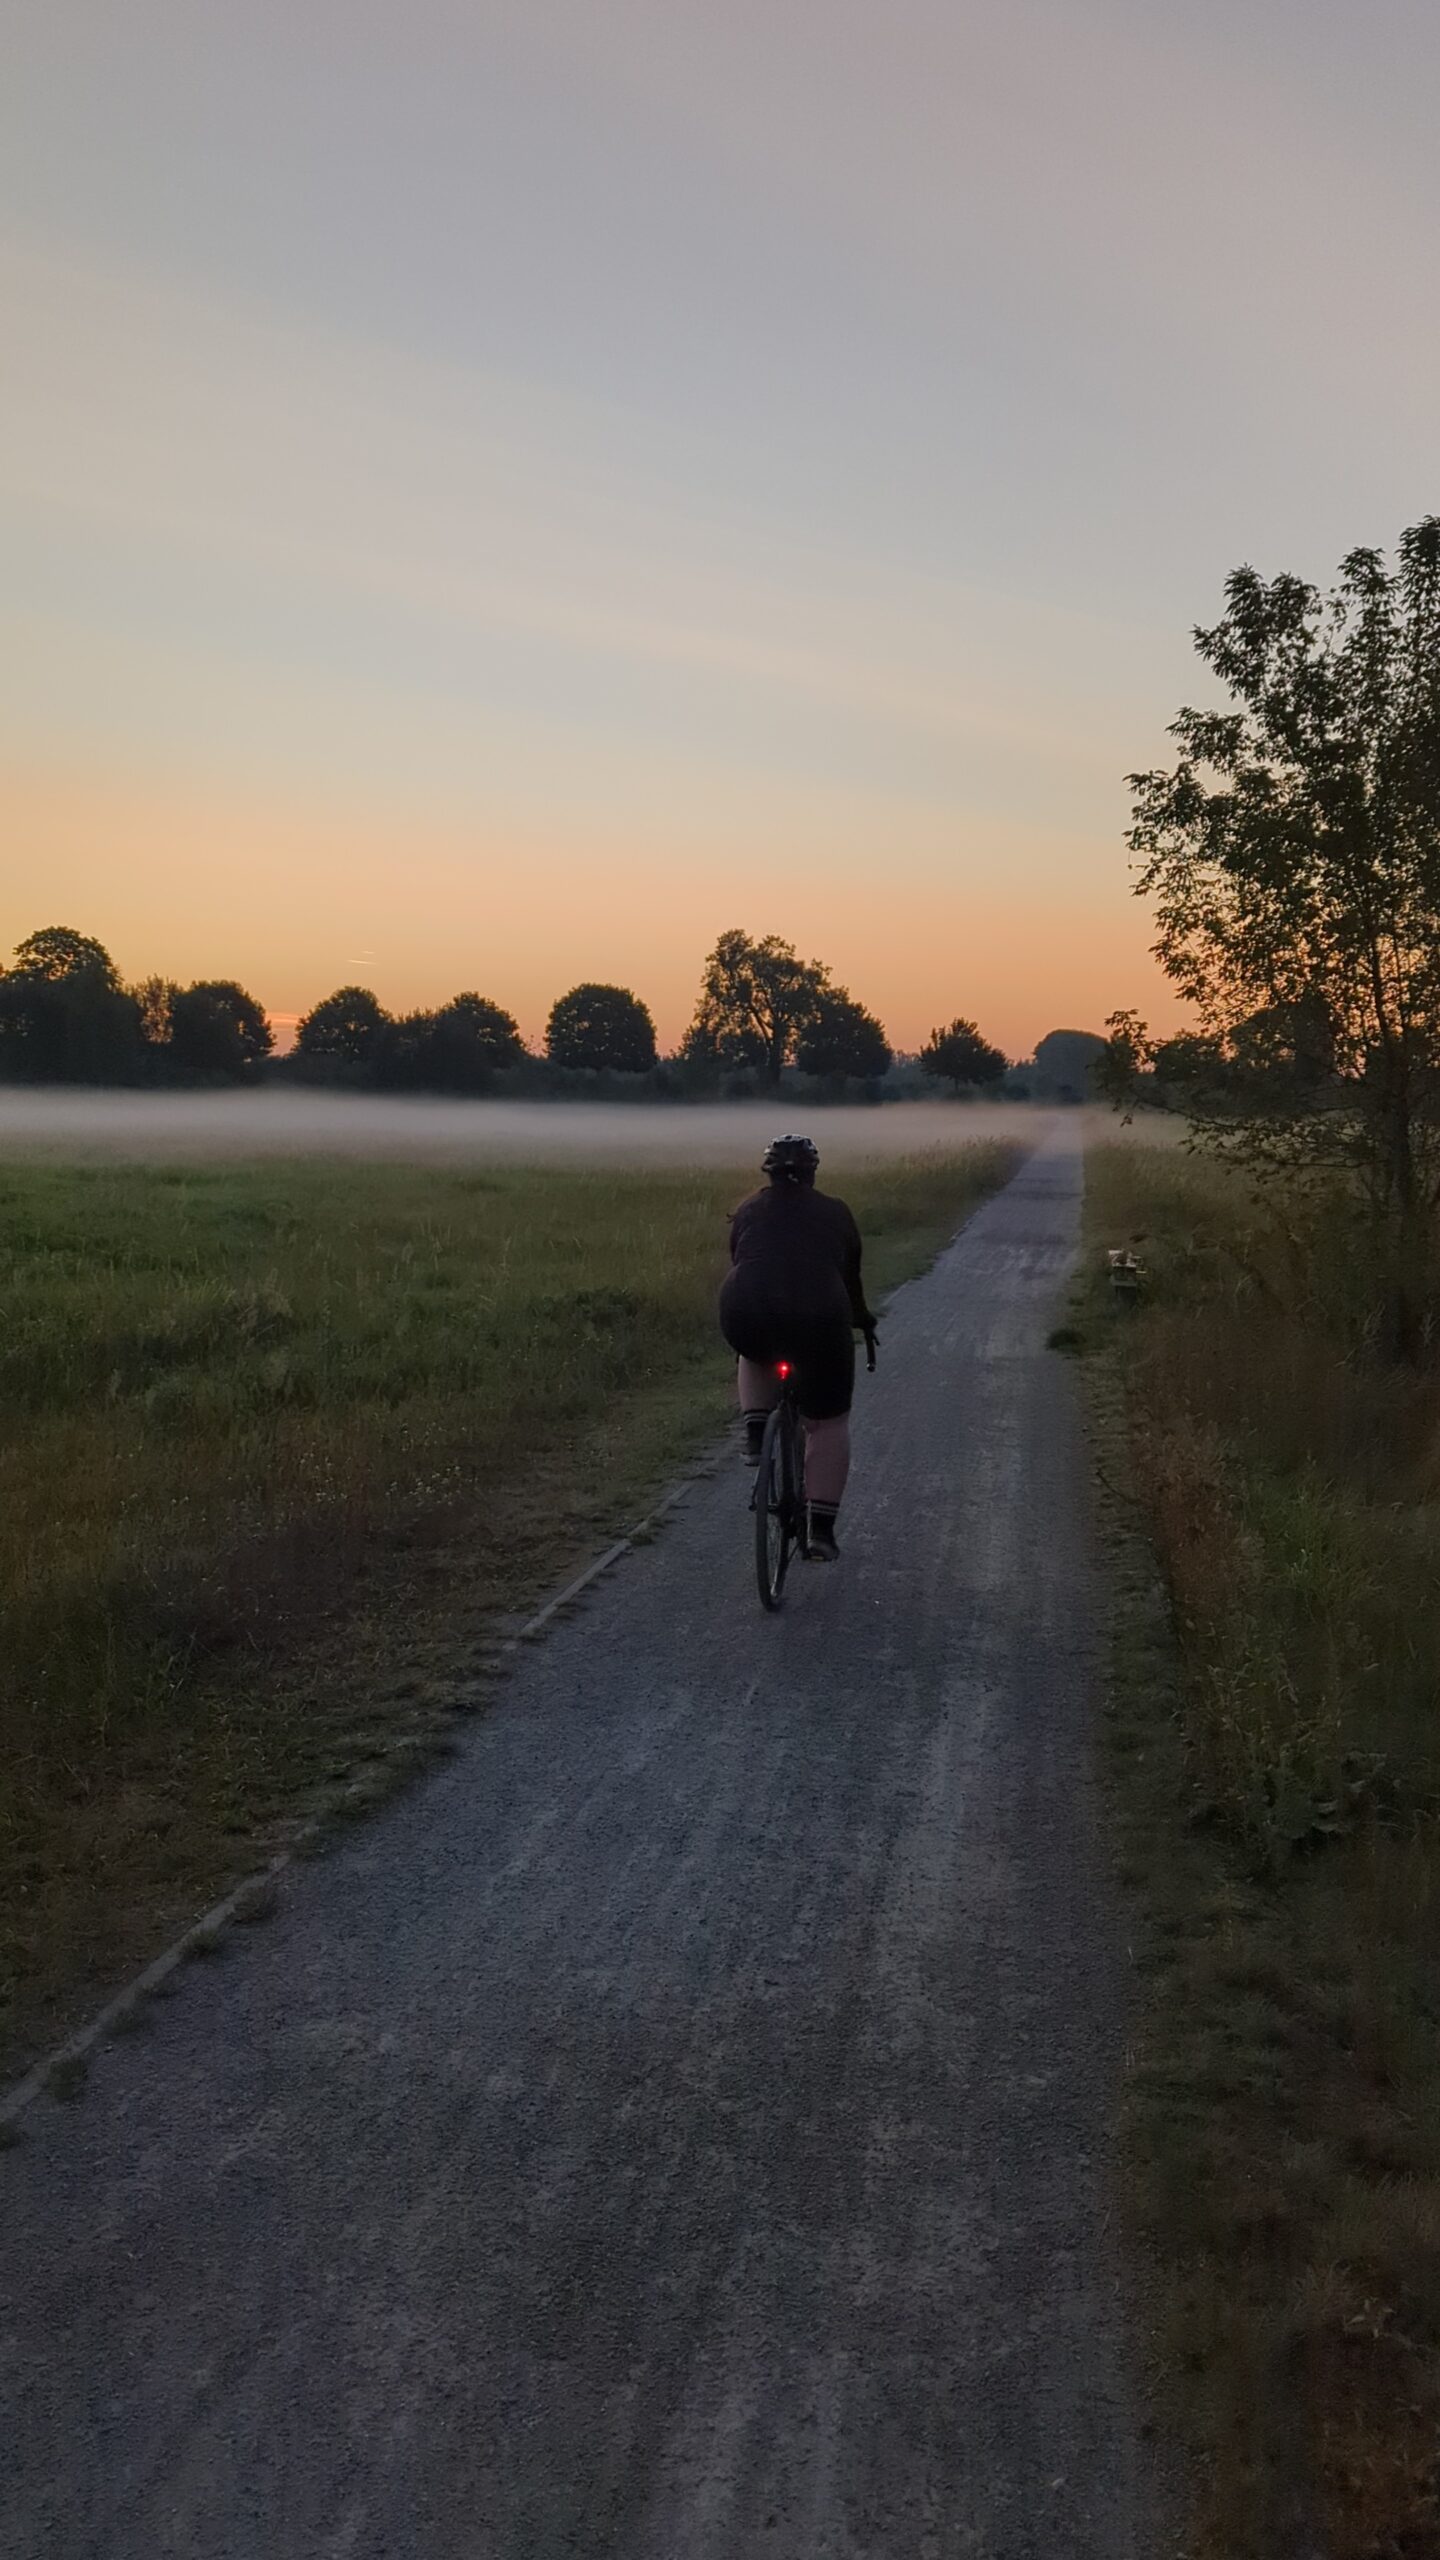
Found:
[0,242,1161,781]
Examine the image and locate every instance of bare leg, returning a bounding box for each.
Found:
[801,1413,850,1506]
[737,1357,780,1464]
[737,1356,780,1417]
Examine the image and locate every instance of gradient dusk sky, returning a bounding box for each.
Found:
[4,1,1438,1055]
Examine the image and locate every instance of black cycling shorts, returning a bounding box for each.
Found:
[719,1278,855,1422]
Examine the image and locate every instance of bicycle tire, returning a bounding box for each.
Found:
[755,1400,795,1611]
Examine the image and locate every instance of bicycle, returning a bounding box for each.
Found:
[752,1361,804,1612]
[752,1326,876,1612]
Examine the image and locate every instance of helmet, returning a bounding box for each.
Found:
[761,1133,819,1183]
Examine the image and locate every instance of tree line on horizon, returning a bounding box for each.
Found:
[0,921,1103,1100]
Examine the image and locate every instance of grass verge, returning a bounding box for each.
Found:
[1,1141,1019,2073]
[1082,1143,1440,2559]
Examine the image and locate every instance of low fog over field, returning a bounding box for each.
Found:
[0,1091,1113,1165]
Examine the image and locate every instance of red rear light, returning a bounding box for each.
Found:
[776,1361,792,1379]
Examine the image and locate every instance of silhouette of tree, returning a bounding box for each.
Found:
[684,929,827,1085]
[0,926,142,1082]
[1127,515,1440,1355]
[1150,1031,1227,1104]
[376,993,524,1092]
[168,981,274,1079]
[919,1018,1007,1095]
[12,926,120,986]
[546,983,657,1073]
[796,987,892,1084]
[428,992,524,1088]
[373,1011,439,1090]
[296,985,392,1065]
[1030,1028,1106,1102]
[131,976,180,1049]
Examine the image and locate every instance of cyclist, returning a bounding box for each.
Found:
[720,1134,878,1562]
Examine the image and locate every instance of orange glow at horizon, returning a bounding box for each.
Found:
[2,765,1184,1061]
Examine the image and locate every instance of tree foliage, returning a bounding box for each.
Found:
[919,1017,1007,1095]
[683,929,828,1085]
[426,993,524,1088]
[13,926,121,986]
[796,987,892,1084]
[167,980,274,1080]
[375,993,525,1092]
[0,927,143,1083]
[1094,1009,1147,1110]
[373,1011,439,1090]
[296,985,392,1064]
[0,933,275,1086]
[1126,516,1440,1351]
[131,976,180,1048]
[1027,1027,1106,1101]
[1097,1011,1233,1116]
[546,982,657,1073]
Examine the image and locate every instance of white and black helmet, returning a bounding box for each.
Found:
[761,1133,820,1182]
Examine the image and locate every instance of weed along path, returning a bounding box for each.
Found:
[1,1131,1166,2558]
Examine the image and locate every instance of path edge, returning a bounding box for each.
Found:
[1,1157,1031,2136]
[0,1464,707,2135]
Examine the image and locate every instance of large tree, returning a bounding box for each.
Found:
[131,975,180,1049]
[168,980,274,1079]
[1030,1027,1106,1102]
[374,1010,440,1090]
[0,925,142,1082]
[296,985,392,1065]
[12,926,120,986]
[683,929,827,1085]
[378,993,525,1092]
[428,992,524,1087]
[796,987,892,1084]
[1126,516,1440,1354]
[546,982,657,1073]
[919,1017,1007,1096]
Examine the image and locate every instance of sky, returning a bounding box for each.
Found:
[3,0,1438,1057]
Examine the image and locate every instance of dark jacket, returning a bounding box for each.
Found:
[725,1183,869,1330]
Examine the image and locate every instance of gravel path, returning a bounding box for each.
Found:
[1,1129,1166,2558]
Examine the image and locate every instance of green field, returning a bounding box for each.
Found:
[1,1141,1019,2066]
[1084,1146,1440,2560]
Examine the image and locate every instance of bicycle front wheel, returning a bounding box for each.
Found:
[754,1402,795,1611]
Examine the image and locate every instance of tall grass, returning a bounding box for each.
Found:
[0,1144,1018,2060]
[1094,1151,1440,1862]
[1088,1145,1440,2557]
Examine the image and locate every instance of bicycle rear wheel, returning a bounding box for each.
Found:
[754,1401,796,1611]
